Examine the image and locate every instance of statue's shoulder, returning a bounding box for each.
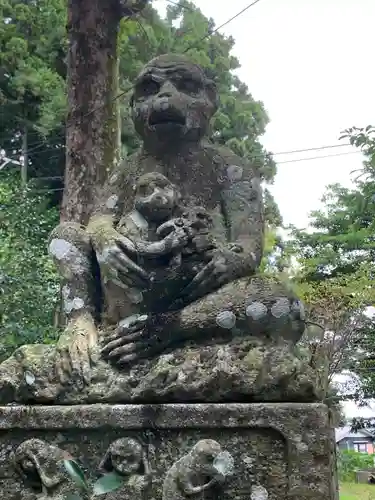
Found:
[202,141,257,179]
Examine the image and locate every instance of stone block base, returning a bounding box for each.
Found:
[0,403,338,499]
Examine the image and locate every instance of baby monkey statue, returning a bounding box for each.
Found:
[101,171,215,327]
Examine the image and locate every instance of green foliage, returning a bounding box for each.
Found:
[0,0,281,226]
[62,459,124,499]
[0,0,283,352]
[0,171,60,360]
[288,124,375,401]
[338,450,374,483]
[0,0,67,133]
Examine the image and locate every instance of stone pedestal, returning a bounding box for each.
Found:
[0,403,338,499]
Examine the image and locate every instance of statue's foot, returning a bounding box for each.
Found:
[101,314,164,366]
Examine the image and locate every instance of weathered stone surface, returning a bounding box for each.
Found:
[0,403,338,499]
[0,338,320,404]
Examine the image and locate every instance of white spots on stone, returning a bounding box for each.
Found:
[119,314,140,328]
[213,451,235,476]
[246,302,268,321]
[251,252,257,262]
[97,246,115,265]
[216,310,236,329]
[109,173,119,184]
[294,435,308,452]
[250,485,268,500]
[271,298,290,318]
[227,164,243,182]
[24,370,35,386]
[49,238,89,274]
[241,454,254,469]
[129,210,148,230]
[105,194,118,209]
[177,371,187,382]
[64,296,85,314]
[72,297,84,309]
[291,299,305,321]
[62,286,85,314]
[119,314,148,329]
[49,238,73,260]
[127,288,143,304]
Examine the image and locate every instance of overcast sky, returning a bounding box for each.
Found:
[157,0,374,229]
[155,0,375,418]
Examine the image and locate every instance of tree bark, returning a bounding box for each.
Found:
[62,0,150,224]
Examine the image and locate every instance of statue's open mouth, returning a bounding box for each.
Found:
[149,108,185,127]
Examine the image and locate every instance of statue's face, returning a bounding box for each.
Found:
[192,439,222,474]
[134,172,179,222]
[111,438,143,475]
[130,55,218,151]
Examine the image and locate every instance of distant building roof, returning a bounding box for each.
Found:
[335,426,375,442]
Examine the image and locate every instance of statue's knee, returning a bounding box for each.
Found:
[244,294,306,343]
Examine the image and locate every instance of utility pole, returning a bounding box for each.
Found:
[21,125,28,187]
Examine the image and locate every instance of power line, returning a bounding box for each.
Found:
[275,143,353,156]
[31,149,365,190]
[277,150,361,164]
[9,140,353,163]
[164,0,196,12]
[72,0,264,124]
[183,0,262,52]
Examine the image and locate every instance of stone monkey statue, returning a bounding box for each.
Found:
[98,437,152,499]
[12,439,69,499]
[49,53,306,382]
[115,171,191,265]
[162,439,231,500]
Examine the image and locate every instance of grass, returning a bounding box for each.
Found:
[340,483,375,499]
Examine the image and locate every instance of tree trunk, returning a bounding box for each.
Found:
[62,0,122,224]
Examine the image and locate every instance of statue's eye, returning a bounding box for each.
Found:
[137,78,160,97]
[177,78,201,95]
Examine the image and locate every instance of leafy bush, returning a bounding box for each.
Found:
[0,172,60,360]
[338,449,374,482]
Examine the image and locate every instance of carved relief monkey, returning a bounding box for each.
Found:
[99,438,152,499]
[12,439,69,498]
[162,439,231,500]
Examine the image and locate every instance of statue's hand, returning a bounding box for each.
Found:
[100,314,156,366]
[55,320,97,387]
[161,227,189,252]
[101,235,151,289]
[178,248,255,303]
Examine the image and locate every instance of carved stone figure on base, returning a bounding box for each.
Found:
[0,53,316,405]
[11,439,70,499]
[91,53,306,368]
[162,439,233,500]
[98,437,152,499]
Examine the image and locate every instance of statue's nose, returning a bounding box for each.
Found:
[158,82,175,98]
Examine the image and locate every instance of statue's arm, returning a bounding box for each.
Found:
[87,163,129,252]
[177,472,215,495]
[216,146,264,269]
